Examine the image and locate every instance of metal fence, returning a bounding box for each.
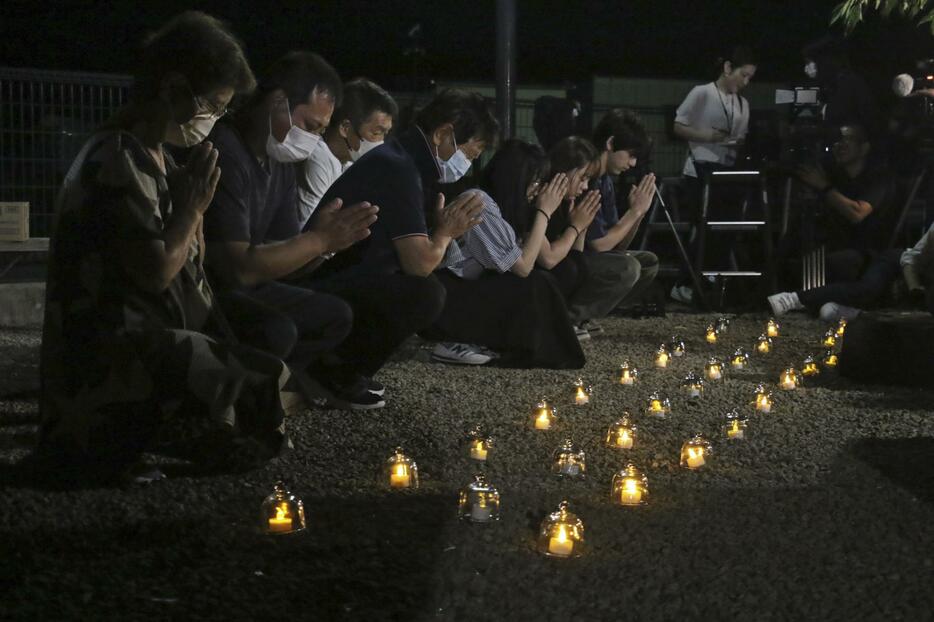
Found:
[0,67,132,237]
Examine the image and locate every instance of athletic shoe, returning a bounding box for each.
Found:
[670,285,693,304]
[580,319,603,334]
[819,302,861,323]
[767,291,805,316]
[431,342,493,365]
[365,377,385,396]
[330,377,386,410]
[574,324,591,341]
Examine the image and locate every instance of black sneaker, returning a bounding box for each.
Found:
[333,384,386,410]
[365,377,385,396]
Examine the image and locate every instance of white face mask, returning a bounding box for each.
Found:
[804,61,818,80]
[435,135,472,183]
[266,124,322,163]
[165,113,218,148]
[350,137,383,162]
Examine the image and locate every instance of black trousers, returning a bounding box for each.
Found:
[216,281,353,372]
[539,250,589,301]
[305,271,447,379]
[797,249,902,313]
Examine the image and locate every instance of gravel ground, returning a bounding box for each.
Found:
[1,313,934,621]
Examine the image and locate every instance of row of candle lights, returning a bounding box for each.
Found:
[261,316,847,557]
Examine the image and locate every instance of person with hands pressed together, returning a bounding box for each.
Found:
[302,89,498,393]
[427,140,585,368]
[203,51,382,410]
[768,124,896,319]
[39,12,291,480]
[568,109,659,324]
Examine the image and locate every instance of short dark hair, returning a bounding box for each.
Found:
[715,45,757,77]
[481,139,550,236]
[593,108,651,160]
[135,11,255,100]
[256,51,342,112]
[416,89,499,146]
[548,136,600,176]
[336,78,399,130]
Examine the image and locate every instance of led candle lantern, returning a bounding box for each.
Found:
[704,357,725,382]
[680,435,712,470]
[611,463,649,506]
[801,355,820,377]
[821,329,837,349]
[730,348,750,370]
[835,318,847,339]
[753,383,773,413]
[756,333,773,355]
[384,447,419,489]
[605,414,636,450]
[680,372,705,399]
[644,390,672,418]
[705,324,718,344]
[779,367,801,391]
[537,500,585,558]
[766,318,781,338]
[654,344,672,369]
[466,426,493,462]
[723,408,748,441]
[260,481,306,536]
[551,439,586,479]
[618,360,639,386]
[532,398,557,430]
[669,337,686,358]
[716,316,731,333]
[458,474,501,523]
[821,349,839,368]
[573,378,592,406]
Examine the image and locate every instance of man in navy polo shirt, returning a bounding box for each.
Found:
[302,89,497,393]
[203,51,381,410]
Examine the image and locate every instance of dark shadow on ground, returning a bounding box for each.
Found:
[849,437,934,504]
[841,391,934,413]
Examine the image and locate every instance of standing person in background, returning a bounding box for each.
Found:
[427,139,585,368]
[297,78,398,226]
[39,12,291,481]
[670,45,757,304]
[568,109,659,325]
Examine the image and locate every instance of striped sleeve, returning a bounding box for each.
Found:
[461,190,522,273]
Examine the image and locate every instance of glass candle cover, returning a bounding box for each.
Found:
[835,318,847,339]
[756,333,773,354]
[705,324,718,344]
[801,355,821,377]
[704,357,725,382]
[458,474,501,523]
[654,344,671,369]
[551,438,586,479]
[680,372,705,398]
[753,383,773,413]
[644,390,671,418]
[466,426,493,462]
[669,337,686,358]
[611,463,649,506]
[716,316,730,333]
[260,481,306,536]
[532,398,557,430]
[821,349,839,368]
[573,378,592,406]
[680,435,713,469]
[605,414,636,450]
[730,348,750,370]
[766,318,781,338]
[779,367,801,391]
[384,447,419,489]
[537,500,585,558]
[723,408,748,441]
[618,360,639,386]
[822,329,837,349]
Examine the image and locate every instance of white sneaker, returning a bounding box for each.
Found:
[431,342,493,365]
[574,324,591,341]
[819,302,861,323]
[670,285,693,304]
[580,319,603,334]
[767,292,804,316]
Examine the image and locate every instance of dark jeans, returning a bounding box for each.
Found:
[797,249,902,313]
[568,250,659,323]
[216,281,353,372]
[305,271,446,379]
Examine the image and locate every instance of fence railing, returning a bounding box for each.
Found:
[0,67,688,238]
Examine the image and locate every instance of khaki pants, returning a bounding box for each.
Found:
[568,250,659,324]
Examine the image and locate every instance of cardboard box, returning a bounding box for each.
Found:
[0,202,29,242]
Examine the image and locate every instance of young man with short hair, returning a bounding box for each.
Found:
[298,78,398,226]
[301,88,497,388]
[569,108,658,327]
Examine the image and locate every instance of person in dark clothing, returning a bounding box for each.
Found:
[301,88,495,387]
[768,124,895,319]
[425,139,585,368]
[203,51,380,410]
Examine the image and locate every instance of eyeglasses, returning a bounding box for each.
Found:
[194,95,230,119]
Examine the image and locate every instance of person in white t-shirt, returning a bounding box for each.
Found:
[674,46,757,178]
[297,78,397,226]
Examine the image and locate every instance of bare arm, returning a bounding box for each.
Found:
[536,190,601,269]
[588,174,656,253]
[511,173,569,276]
[825,190,873,224]
[395,192,484,277]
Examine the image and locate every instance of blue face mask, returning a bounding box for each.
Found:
[436,135,472,183]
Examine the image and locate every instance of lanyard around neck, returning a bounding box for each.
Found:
[715,84,734,133]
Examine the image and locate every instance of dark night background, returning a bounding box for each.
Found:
[1,0,931,99]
